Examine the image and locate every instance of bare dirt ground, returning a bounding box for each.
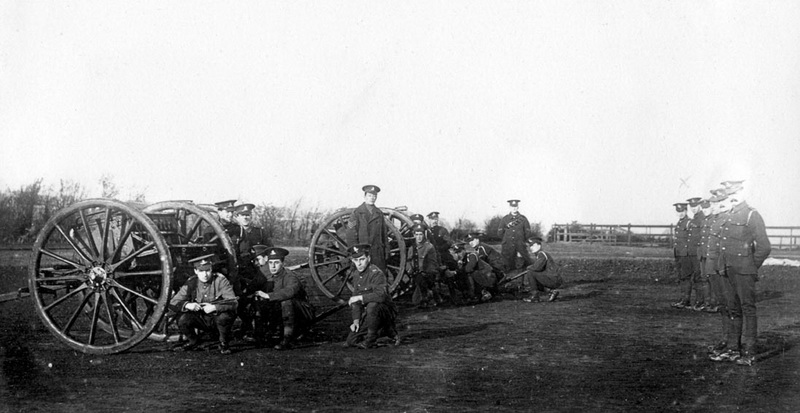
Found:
[1,245,799,412]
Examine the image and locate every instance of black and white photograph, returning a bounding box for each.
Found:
[1,2,799,411]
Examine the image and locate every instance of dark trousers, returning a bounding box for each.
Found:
[675,256,695,304]
[254,299,313,339]
[525,272,563,292]
[346,302,397,346]
[502,242,530,272]
[177,311,235,345]
[721,268,758,351]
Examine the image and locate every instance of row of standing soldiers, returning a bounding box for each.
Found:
[671,180,771,366]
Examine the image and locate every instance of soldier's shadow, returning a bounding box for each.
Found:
[756,290,784,303]
[754,331,794,362]
[557,290,604,301]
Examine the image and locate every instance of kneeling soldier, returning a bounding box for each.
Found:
[345,243,400,349]
[250,246,315,350]
[171,254,238,355]
[522,237,563,303]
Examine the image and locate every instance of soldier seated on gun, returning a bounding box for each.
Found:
[408,223,442,308]
[170,254,238,355]
[522,237,563,303]
[249,246,315,350]
[345,243,400,349]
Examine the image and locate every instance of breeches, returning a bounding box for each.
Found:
[177,311,235,343]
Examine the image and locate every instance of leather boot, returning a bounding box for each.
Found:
[275,325,294,350]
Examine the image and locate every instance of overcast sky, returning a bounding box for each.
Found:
[2,1,799,230]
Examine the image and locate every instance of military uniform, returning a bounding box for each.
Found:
[346,192,388,273]
[169,255,238,353]
[705,193,733,356]
[698,202,720,311]
[498,200,531,272]
[672,203,694,308]
[250,263,314,349]
[718,199,771,362]
[346,245,398,348]
[687,199,706,308]
[523,249,563,303]
[408,235,441,307]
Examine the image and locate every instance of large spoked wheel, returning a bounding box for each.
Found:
[308,208,413,300]
[29,199,172,354]
[139,201,238,341]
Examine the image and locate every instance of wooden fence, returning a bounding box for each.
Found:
[549,223,800,250]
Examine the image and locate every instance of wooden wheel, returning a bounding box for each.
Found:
[308,208,413,300]
[28,199,172,354]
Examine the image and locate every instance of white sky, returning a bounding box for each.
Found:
[2,1,799,230]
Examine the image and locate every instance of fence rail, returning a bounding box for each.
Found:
[550,223,800,250]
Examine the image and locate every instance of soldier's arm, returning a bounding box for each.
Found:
[529,253,547,272]
[213,276,238,312]
[268,273,302,301]
[750,211,772,268]
[360,271,389,304]
[523,217,531,239]
[168,284,191,313]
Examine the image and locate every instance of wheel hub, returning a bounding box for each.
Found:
[88,265,109,288]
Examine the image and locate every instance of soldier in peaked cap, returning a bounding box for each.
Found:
[427,211,456,271]
[686,197,707,311]
[408,223,442,308]
[346,185,388,273]
[170,254,238,355]
[697,198,720,313]
[710,181,771,366]
[498,199,532,273]
[345,243,399,349]
[522,236,563,303]
[671,202,696,309]
[214,199,237,226]
[458,233,504,302]
[230,203,272,340]
[704,192,736,360]
[249,246,314,350]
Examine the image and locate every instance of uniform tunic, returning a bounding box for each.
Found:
[498,213,531,271]
[346,203,388,272]
[250,267,314,331]
[430,225,457,270]
[524,250,563,292]
[718,201,771,351]
[408,240,441,305]
[169,273,238,344]
[346,263,397,346]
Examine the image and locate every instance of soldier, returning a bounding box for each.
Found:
[459,233,504,302]
[345,243,400,349]
[230,203,271,340]
[498,199,532,273]
[427,211,457,271]
[521,237,563,303]
[214,199,237,229]
[346,185,388,273]
[670,202,694,309]
[697,198,720,313]
[408,223,441,308]
[686,197,707,310]
[711,181,771,366]
[705,191,733,359]
[250,246,315,350]
[170,254,238,355]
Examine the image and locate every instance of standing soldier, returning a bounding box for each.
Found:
[671,202,694,308]
[713,181,771,366]
[686,197,707,310]
[230,203,271,341]
[498,199,531,273]
[346,185,388,273]
[250,246,315,350]
[697,198,719,313]
[214,199,237,230]
[706,191,733,359]
[345,244,400,349]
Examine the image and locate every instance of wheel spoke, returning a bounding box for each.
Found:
[61,290,94,335]
[88,292,101,345]
[109,289,144,330]
[79,209,100,260]
[40,248,84,270]
[185,216,203,242]
[43,284,89,312]
[99,208,112,261]
[54,224,92,265]
[313,258,348,268]
[108,215,131,263]
[109,241,155,272]
[321,265,350,286]
[314,245,348,257]
[102,291,121,344]
[35,274,86,283]
[334,273,351,297]
[322,228,348,249]
[108,280,159,306]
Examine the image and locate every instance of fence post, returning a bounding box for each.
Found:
[627,223,631,246]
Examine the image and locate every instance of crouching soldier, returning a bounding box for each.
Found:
[345,243,400,349]
[250,246,315,350]
[522,237,563,303]
[460,233,502,302]
[408,224,442,308]
[170,254,238,355]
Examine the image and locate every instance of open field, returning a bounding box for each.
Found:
[1,245,799,412]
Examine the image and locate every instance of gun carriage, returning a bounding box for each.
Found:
[26,199,414,354]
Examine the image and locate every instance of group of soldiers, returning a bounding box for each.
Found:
[166,185,565,354]
[671,180,771,366]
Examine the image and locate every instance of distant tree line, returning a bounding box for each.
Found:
[0,178,541,246]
